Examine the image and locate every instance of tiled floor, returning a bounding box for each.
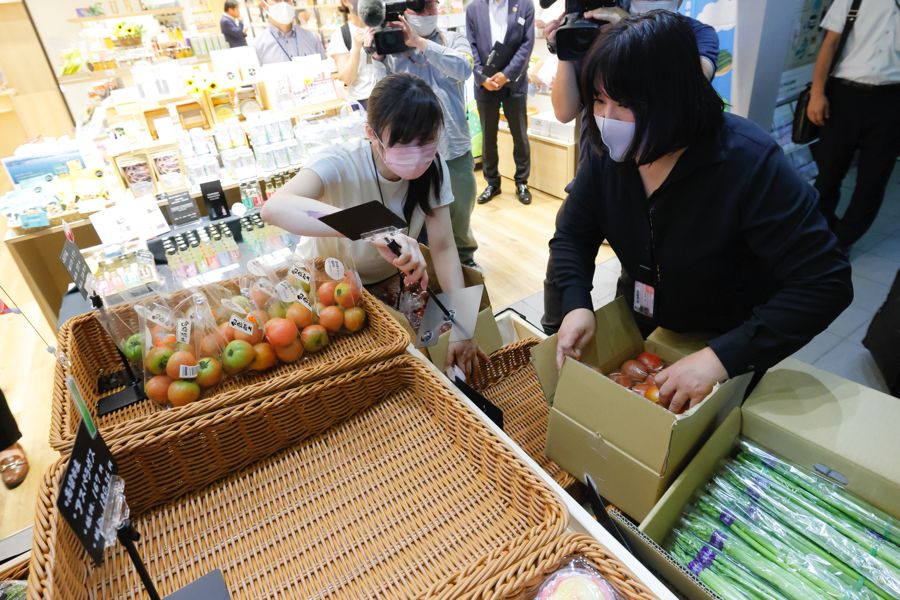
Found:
[506,164,899,394]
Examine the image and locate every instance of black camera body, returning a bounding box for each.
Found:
[548,0,618,61]
[371,0,426,55]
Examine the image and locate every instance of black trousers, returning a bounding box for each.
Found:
[814,79,900,247]
[0,389,21,449]
[478,92,531,187]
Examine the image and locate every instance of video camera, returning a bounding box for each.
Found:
[360,0,427,55]
[545,0,619,61]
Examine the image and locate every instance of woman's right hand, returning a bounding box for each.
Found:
[807,91,829,126]
[556,308,595,370]
[370,234,429,288]
[544,16,564,44]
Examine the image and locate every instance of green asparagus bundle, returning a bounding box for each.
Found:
[665,440,900,599]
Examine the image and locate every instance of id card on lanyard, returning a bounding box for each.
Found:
[634,264,658,318]
[271,28,298,60]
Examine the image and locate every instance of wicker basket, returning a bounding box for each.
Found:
[49,288,409,453]
[470,339,576,490]
[0,554,29,581]
[477,533,658,599]
[30,355,567,599]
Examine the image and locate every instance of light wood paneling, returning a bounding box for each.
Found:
[497,128,577,200]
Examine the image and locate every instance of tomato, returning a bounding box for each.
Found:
[264,317,298,347]
[318,306,344,333]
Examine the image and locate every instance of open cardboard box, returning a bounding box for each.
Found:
[531,297,751,520]
[609,357,900,599]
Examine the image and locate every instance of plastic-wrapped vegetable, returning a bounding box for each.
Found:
[534,556,622,600]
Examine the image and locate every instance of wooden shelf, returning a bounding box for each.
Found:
[67,6,184,23]
[58,55,210,85]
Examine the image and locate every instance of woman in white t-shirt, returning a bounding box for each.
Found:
[329,0,385,106]
[262,73,486,375]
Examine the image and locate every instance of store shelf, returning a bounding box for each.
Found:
[67,7,184,23]
[58,55,211,85]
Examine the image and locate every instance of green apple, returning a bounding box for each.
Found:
[222,340,255,375]
[121,333,144,363]
[144,346,173,376]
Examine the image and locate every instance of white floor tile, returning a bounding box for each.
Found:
[814,341,889,393]
[792,331,843,364]
[850,274,891,312]
[868,236,900,262]
[850,253,899,286]
[846,322,869,347]
[869,213,900,236]
[826,304,873,337]
[853,231,887,253]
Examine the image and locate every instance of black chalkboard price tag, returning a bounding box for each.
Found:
[200,180,230,221]
[165,190,201,226]
[56,421,118,565]
[59,239,92,299]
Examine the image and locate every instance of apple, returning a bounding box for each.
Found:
[637,351,664,372]
[632,382,660,403]
[301,324,329,352]
[196,357,223,388]
[317,281,337,306]
[250,342,277,371]
[318,306,344,333]
[145,375,172,405]
[168,380,201,407]
[166,350,198,380]
[286,302,314,329]
[121,333,144,363]
[334,282,358,309]
[223,340,255,374]
[145,347,174,376]
[265,317,298,347]
[274,338,303,362]
[267,300,289,320]
[343,307,366,332]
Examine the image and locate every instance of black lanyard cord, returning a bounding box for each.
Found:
[270,28,298,60]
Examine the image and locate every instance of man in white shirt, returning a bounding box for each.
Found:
[807,0,900,251]
[254,0,326,65]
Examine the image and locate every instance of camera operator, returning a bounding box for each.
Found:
[541,0,718,334]
[364,0,482,268]
[254,0,326,65]
[466,0,536,206]
[329,0,386,107]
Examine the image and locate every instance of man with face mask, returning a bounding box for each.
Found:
[254,0,326,65]
[367,3,482,269]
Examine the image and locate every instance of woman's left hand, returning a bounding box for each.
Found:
[447,339,489,379]
[654,347,728,414]
[370,234,429,288]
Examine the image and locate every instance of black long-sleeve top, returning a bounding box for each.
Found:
[550,113,853,377]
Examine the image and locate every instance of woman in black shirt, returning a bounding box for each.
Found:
[551,11,853,413]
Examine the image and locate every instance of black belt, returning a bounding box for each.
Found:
[833,78,900,90]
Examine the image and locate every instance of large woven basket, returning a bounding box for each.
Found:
[49,288,409,453]
[477,533,658,599]
[470,339,576,490]
[30,355,567,599]
[0,555,29,581]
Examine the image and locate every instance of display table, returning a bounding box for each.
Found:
[407,345,676,599]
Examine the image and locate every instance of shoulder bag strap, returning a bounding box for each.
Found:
[829,0,863,77]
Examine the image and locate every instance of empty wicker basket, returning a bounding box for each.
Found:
[470,339,576,490]
[50,288,409,454]
[30,355,567,599]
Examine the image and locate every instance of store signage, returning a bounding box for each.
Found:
[57,421,118,565]
[200,180,230,221]
[166,190,201,226]
[59,239,92,299]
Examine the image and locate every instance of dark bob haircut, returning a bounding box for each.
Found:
[580,10,723,165]
[367,73,445,223]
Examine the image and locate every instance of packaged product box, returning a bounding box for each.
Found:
[531,296,751,520]
[609,357,900,599]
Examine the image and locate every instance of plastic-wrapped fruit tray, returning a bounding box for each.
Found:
[477,533,657,599]
[30,355,566,599]
[50,287,409,454]
[470,339,576,489]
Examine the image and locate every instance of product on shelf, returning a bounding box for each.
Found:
[84,240,159,297]
[666,440,900,599]
[535,556,622,600]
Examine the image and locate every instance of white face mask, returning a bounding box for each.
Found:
[594,115,636,162]
[406,15,438,37]
[630,0,679,14]
[267,2,296,25]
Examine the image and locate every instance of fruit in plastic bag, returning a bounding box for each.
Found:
[223,339,255,374]
[535,556,622,600]
[301,324,329,352]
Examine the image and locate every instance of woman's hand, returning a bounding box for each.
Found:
[370,234,429,288]
[583,6,628,23]
[654,347,728,414]
[447,339,489,379]
[364,27,384,60]
[807,91,829,126]
[544,16,564,44]
[556,308,596,370]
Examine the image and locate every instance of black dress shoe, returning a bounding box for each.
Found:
[477,185,501,204]
[516,184,532,205]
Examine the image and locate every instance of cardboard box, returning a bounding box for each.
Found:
[610,358,900,600]
[532,297,751,520]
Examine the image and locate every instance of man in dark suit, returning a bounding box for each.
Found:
[466,0,535,205]
[221,0,248,48]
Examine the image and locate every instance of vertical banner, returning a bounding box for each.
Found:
[682,0,737,108]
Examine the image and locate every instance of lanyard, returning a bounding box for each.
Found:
[270,28,298,60]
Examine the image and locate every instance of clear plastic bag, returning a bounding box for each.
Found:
[167,291,227,401]
[134,296,177,406]
[534,555,622,600]
[299,237,366,337]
